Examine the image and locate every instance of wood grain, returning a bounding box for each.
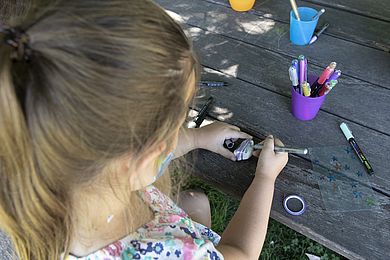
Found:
[190,149,390,260]
[302,0,390,22]
[184,27,390,134]
[204,0,390,51]
[156,0,390,86]
[193,66,390,195]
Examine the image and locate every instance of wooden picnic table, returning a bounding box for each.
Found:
[156,0,390,259]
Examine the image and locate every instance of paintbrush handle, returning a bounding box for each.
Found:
[289,0,301,20]
[253,144,308,154]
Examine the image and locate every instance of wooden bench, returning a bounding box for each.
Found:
[156,0,390,259]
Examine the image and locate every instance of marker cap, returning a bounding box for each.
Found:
[289,66,299,86]
[283,195,306,216]
[340,122,354,140]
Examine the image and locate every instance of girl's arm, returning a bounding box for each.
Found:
[173,122,252,159]
[173,127,197,159]
[216,135,288,259]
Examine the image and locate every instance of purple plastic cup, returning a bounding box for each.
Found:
[291,75,325,121]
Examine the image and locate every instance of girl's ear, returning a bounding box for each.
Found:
[137,142,167,171]
[127,142,167,191]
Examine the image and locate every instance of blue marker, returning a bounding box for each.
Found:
[292,59,299,92]
[292,59,299,76]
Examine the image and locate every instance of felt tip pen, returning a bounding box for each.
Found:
[199,81,228,87]
[318,81,330,96]
[292,59,299,75]
[302,82,311,96]
[289,66,299,89]
[311,78,335,97]
[340,122,374,175]
[298,55,306,87]
[309,23,329,44]
[253,143,308,155]
[292,59,299,91]
[317,62,337,85]
[193,97,214,128]
[318,80,337,96]
[312,8,325,20]
[324,70,341,85]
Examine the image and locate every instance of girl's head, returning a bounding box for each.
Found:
[0,0,197,259]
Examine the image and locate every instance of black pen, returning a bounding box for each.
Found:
[194,97,214,128]
[340,122,374,175]
[199,81,228,87]
[309,23,329,44]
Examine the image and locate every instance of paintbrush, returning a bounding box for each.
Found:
[253,143,308,154]
[289,0,301,20]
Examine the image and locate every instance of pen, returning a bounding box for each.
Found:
[309,23,329,44]
[292,59,299,75]
[318,80,337,96]
[311,61,336,95]
[289,66,299,91]
[312,78,337,97]
[289,0,300,20]
[312,8,325,20]
[302,81,311,96]
[298,55,306,93]
[199,81,228,87]
[340,122,374,175]
[193,97,214,128]
[253,143,308,155]
[317,61,337,85]
[292,59,299,91]
[324,69,341,85]
[317,62,337,85]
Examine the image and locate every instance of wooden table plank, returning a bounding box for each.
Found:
[156,1,390,258]
[190,67,390,260]
[186,26,390,135]
[302,0,390,22]
[194,66,390,195]
[205,0,390,52]
[191,149,390,260]
[156,0,390,88]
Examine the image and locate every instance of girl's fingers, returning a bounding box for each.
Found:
[252,150,261,157]
[228,125,241,131]
[227,130,252,140]
[274,138,285,147]
[227,125,252,138]
[218,148,237,161]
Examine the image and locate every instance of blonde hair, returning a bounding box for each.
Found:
[0,0,198,259]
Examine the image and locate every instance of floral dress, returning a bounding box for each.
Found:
[64,185,223,260]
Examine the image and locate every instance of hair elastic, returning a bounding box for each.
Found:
[0,22,31,61]
[283,195,306,216]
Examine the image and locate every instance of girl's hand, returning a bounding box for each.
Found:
[252,135,288,182]
[197,122,252,161]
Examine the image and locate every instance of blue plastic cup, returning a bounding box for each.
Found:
[290,7,319,45]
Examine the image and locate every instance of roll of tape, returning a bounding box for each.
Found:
[283,195,306,216]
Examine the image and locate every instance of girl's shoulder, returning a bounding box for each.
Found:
[65,210,223,260]
[65,185,223,259]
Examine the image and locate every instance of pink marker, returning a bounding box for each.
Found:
[317,62,337,85]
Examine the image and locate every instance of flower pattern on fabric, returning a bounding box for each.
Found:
[64,185,223,260]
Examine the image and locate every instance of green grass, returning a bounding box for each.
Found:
[182,176,345,260]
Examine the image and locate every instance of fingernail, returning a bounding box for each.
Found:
[269,135,273,138]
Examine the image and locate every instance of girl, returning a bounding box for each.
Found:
[0,0,288,259]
